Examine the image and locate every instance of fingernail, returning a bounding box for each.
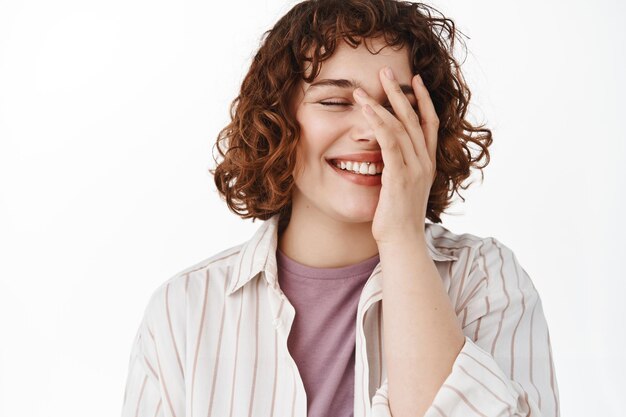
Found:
[355,88,368,97]
[384,67,394,80]
[415,73,423,84]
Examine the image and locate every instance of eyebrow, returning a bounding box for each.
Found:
[306,78,415,96]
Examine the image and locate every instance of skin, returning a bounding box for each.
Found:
[278,36,465,417]
[278,37,418,267]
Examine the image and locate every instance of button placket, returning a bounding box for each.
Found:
[272,317,283,329]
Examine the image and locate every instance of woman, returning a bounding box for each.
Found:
[121,1,560,416]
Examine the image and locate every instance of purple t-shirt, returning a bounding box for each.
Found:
[276,247,380,417]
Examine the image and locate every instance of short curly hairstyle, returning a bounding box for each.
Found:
[210,0,492,228]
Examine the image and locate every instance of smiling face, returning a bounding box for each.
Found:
[288,36,418,224]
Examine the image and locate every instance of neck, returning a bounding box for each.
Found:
[277,201,380,269]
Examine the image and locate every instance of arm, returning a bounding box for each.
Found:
[371,237,560,417]
[353,65,559,417]
[120,280,186,417]
[121,317,165,417]
[378,236,465,417]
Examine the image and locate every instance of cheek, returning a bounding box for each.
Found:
[298,112,345,155]
[292,130,332,183]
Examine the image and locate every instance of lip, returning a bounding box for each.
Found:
[326,159,382,186]
[325,151,383,163]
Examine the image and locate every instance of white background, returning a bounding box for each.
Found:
[1,0,624,416]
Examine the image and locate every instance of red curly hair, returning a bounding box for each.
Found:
[209,0,492,228]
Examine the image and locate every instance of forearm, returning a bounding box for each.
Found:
[379,236,465,417]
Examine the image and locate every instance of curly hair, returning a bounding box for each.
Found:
[209,0,492,227]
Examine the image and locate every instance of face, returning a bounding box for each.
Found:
[288,36,418,224]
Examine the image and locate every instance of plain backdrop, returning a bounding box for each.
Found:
[0,0,624,416]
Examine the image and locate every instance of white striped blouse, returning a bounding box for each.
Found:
[120,213,560,417]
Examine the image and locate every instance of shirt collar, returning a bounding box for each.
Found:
[227,213,458,296]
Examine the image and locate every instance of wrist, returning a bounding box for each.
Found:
[376,233,428,252]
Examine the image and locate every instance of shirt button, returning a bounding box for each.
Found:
[272,318,283,329]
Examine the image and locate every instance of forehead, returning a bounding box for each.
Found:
[302,37,412,90]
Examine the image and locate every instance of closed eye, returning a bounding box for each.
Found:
[319,101,399,110]
[319,101,418,114]
[319,101,351,106]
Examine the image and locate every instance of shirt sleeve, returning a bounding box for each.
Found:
[120,280,186,417]
[370,237,561,417]
[120,315,165,417]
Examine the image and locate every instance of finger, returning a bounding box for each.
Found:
[359,102,405,176]
[352,87,415,171]
[412,74,440,166]
[378,67,425,167]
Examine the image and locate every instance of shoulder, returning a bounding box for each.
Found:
[427,223,523,267]
[426,223,537,296]
[426,222,488,256]
[140,242,245,327]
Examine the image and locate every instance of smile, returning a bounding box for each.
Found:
[330,159,384,175]
[326,159,382,186]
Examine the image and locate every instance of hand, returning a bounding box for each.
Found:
[352,67,439,245]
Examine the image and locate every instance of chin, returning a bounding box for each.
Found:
[335,205,377,224]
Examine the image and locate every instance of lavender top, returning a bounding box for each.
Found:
[276,247,381,417]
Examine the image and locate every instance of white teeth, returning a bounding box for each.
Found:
[333,160,383,175]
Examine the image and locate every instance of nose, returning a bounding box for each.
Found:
[348,104,378,144]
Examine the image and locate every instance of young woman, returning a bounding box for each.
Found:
[121,1,560,417]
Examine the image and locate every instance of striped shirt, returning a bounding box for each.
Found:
[120,213,560,417]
